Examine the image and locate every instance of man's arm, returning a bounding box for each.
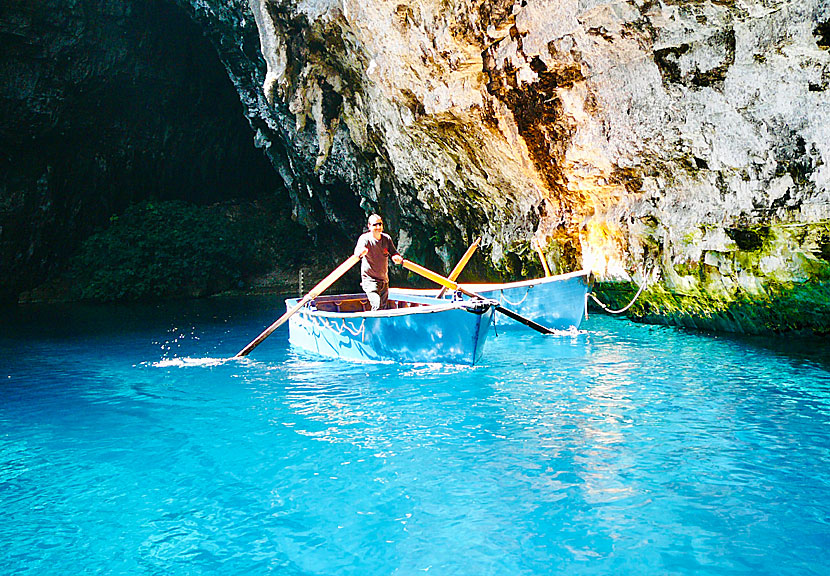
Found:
[354,235,369,258]
[386,235,403,264]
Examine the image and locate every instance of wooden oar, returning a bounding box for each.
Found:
[532,238,551,277]
[235,254,361,357]
[401,259,555,335]
[437,237,481,298]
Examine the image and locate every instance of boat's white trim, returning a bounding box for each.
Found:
[455,269,590,291]
[289,298,497,320]
[390,269,590,295]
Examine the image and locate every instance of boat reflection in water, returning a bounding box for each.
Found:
[287,293,497,365]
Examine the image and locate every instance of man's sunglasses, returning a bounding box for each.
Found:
[370,222,383,228]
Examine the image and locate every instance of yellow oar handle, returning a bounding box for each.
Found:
[437,237,480,298]
[235,254,361,357]
[402,259,458,292]
[532,238,551,277]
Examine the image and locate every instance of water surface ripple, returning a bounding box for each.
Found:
[1,298,829,575]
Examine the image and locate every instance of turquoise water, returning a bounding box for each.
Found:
[2,296,829,575]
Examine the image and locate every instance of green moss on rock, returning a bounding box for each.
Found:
[592,278,830,334]
[493,240,546,281]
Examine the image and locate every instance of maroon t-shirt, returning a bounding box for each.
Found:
[354,232,399,283]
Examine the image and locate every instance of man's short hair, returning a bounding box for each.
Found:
[368,214,382,225]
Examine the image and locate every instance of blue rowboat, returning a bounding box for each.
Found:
[286,293,497,365]
[391,269,592,331]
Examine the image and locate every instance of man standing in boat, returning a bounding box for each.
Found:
[354,214,403,310]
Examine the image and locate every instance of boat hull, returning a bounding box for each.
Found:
[287,294,496,365]
[391,270,592,331]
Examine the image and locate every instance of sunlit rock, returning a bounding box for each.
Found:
[230,1,828,282]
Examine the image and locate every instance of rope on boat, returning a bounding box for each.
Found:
[588,265,652,315]
[499,286,531,307]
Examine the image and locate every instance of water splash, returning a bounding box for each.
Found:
[149,356,238,368]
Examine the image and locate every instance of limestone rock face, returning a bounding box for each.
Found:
[205,0,829,329]
[212,1,829,278]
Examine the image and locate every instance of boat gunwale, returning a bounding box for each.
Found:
[390,269,591,295]
[462,269,590,291]
[286,294,497,320]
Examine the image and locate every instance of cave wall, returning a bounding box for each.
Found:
[3,0,830,330]
[211,0,830,329]
[204,0,830,282]
[0,0,283,303]
[480,0,830,324]
[239,0,557,271]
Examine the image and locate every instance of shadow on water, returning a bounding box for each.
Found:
[643,319,830,373]
[0,295,288,336]
[0,295,293,362]
[722,331,830,371]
